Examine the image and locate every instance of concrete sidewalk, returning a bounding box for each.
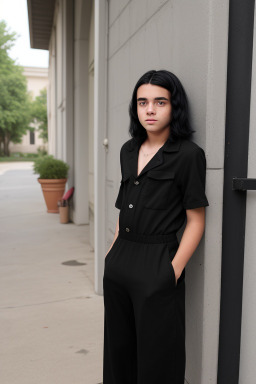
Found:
[0,162,103,384]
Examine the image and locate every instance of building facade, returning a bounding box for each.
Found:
[27,1,256,383]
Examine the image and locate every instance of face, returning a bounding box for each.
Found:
[136,83,172,135]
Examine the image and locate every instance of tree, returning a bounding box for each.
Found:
[0,20,32,156]
[30,87,48,142]
[0,19,16,65]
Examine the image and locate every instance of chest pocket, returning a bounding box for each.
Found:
[142,170,175,210]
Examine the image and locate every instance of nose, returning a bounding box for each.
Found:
[146,102,156,114]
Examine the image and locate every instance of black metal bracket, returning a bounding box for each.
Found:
[232,177,256,190]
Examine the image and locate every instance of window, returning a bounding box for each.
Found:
[30,131,35,145]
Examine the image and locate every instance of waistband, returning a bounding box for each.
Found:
[118,228,178,245]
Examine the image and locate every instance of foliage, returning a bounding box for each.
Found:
[33,155,54,175]
[30,88,48,142]
[0,20,32,156]
[0,19,17,64]
[33,156,69,179]
[0,152,39,162]
[37,145,48,156]
[12,152,39,158]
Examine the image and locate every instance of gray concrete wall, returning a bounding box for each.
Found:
[73,0,91,225]
[105,1,229,382]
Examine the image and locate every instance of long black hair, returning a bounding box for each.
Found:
[128,69,195,144]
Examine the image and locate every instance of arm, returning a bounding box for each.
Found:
[173,145,209,283]
[105,216,120,259]
[171,207,206,282]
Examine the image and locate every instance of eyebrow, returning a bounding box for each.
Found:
[137,97,169,101]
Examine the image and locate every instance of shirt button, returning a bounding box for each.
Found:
[129,204,133,208]
[134,180,139,185]
[125,227,130,232]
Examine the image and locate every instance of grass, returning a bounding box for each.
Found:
[0,152,43,162]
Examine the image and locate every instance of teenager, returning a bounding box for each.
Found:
[103,69,209,383]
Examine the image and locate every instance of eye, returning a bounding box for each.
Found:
[138,101,146,106]
[158,101,165,106]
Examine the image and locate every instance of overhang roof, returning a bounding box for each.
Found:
[27,0,56,50]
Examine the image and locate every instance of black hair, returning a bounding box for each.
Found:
[128,69,195,144]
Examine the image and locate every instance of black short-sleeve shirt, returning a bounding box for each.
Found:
[115,137,209,235]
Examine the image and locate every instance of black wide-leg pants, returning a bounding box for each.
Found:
[103,230,186,384]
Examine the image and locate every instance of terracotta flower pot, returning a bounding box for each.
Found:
[38,178,67,213]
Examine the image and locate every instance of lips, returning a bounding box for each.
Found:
[146,119,157,121]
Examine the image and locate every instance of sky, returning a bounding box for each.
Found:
[0,0,49,68]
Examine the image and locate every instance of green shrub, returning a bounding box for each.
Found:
[33,155,69,179]
[24,153,39,158]
[37,146,48,156]
[33,155,53,174]
[10,152,39,159]
[12,152,24,157]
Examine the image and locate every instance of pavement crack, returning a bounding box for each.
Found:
[0,295,91,309]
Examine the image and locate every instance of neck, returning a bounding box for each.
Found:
[143,134,169,148]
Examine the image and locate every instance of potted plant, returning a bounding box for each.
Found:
[33,155,69,213]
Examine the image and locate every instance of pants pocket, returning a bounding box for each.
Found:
[165,242,186,287]
[105,235,120,263]
[165,244,177,288]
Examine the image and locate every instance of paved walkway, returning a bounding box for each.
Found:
[0,162,103,384]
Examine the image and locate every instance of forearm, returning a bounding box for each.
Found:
[172,212,206,278]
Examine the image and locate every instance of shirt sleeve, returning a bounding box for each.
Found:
[180,146,209,210]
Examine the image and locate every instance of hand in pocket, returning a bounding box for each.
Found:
[171,261,177,286]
